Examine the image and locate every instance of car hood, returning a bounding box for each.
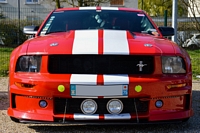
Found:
[26,30,179,55]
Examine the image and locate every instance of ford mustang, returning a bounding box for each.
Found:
[7,7,193,124]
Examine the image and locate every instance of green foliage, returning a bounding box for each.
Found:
[0,12,5,19]
[187,49,200,79]
[0,47,13,52]
[154,20,197,31]
[0,47,13,77]
[0,19,42,47]
[138,0,186,17]
[0,20,27,47]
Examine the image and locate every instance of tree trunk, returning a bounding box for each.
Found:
[55,0,61,8]
[78,0,84,7]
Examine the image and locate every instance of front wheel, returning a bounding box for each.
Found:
[10,117,20,123]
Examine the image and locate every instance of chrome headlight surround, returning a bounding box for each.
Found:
[16,55,42,72]
[162,56,186,73]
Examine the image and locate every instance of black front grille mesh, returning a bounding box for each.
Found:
[54,98,149,114]
[48,55,154,74]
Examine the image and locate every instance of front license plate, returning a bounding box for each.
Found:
[70,85,128,96]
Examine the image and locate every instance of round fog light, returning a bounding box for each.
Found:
[107,99,123,114]
[81,99,97,114]
[155,100,163,108]
[39,100,47,108]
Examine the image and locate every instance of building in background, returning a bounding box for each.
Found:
[0,0,138,21]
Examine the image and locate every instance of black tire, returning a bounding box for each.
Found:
[10,117,20,123]
[182,118,190,123]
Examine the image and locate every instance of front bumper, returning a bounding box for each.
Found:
[7,74,193,123]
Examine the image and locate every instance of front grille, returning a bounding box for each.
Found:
[48,55,154,74]
[54,98,149,114]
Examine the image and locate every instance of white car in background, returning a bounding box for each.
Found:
[182,33,200,49]
[0,36,4,45]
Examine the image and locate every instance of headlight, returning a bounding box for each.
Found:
[16,55,42,72]
[107,99,123,114]
[162,56,186,73]
[80,99,97,114]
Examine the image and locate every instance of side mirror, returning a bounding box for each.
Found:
[158,26,174,36]
[23,26,39,35]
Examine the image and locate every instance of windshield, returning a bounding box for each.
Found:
[39,10,156,36]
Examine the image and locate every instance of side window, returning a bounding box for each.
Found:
[127,13,156,33]
[140,17,154,31]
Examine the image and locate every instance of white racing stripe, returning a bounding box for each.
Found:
[103,74,129,85]
[101,7,119,10]
[79,7,118,10]
[74,114,99,120]
[103,30,129,55]
[70,74,129,85]
[79,7,97,10]
[104,113,131,120]
[70,74,97,85]
[72,30,98,54]
[73,113,131,120]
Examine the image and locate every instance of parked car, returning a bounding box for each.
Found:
[182,33,200,49]
[0,36,4,45]
[7,7,193,124]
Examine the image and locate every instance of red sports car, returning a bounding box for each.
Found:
[7,7,193,124]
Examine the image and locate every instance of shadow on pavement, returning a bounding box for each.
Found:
[27,90,200,133]
[0,92,9,110]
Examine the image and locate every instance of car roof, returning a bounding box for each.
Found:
[54,7,144,13]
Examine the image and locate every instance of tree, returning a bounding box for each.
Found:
[0,12,5,19]
[179,0,200,31]
[0,6,5,19]
[55,0,61,8]
[138,0,185,17]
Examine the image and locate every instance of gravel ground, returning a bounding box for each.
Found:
[0,77,200,133]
